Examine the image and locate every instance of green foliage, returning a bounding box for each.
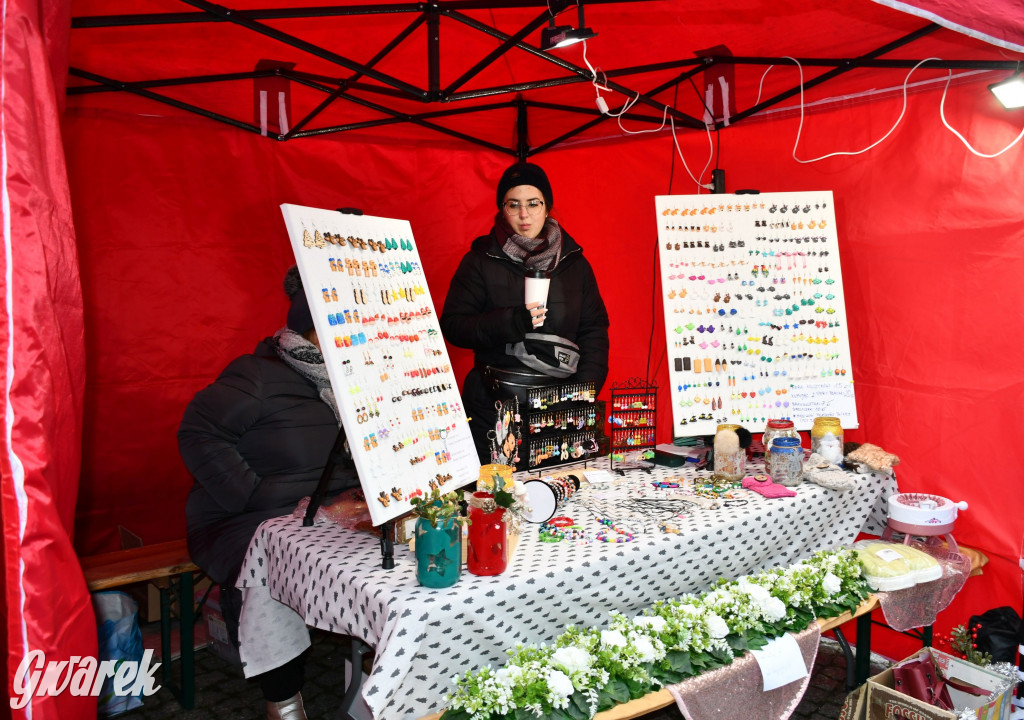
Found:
[409,488,465,529]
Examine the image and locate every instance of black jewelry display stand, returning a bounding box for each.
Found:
[516,381,607,473]
[608,377,658,475]
[303,426,394,569]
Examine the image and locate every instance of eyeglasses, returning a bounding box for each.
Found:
[503,199,545,215]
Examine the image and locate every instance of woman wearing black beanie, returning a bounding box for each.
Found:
[440,162,610,463]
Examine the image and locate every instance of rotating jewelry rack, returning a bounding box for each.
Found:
[608,377,658,474]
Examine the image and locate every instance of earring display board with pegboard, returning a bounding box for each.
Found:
[608,378,658,473]
[281,203,480,526]
[517,381,606,472]
[656,192,857,437]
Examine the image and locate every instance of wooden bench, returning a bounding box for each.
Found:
[419,596,881,720]
[80,539,202,709]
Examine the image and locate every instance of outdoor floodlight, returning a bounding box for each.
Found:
[540,3,598,51]
[989,73,1024,110]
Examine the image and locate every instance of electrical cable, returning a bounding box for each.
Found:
[583,40,712,191]
[787,56,941,163]
[939,70,1024,157]
[646,84,681,388]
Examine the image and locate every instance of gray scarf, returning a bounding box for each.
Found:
[272,327,340,424]
[493,213,563,272]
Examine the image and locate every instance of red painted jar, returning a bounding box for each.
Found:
[467,492,508,576]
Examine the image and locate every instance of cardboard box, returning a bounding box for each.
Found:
[839,648,1015,720]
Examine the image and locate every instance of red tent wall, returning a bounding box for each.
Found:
[2,1,96,717]
[63,73,1022,661]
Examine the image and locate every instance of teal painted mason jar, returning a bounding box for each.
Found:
[414,516,462,588]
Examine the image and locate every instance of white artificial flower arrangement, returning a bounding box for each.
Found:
[442,548,867,720]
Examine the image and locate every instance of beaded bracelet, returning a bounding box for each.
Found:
[547,516,574,527]
[596,529,634,543]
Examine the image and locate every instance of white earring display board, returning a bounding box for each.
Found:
[281,203,480,526]
[655,191,857,437]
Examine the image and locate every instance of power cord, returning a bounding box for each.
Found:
[777,55,1022,162]
[939,70,1024,157]
[582,40,714,192]
[786,56,940,163]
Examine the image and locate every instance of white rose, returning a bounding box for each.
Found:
[678,603,699,615]
[601,630,628,648]
[706,613,729,639]
[551,646,592,674]
[822,572,842,596]
[762,597,787,623]
[634,615,667,633]
[632,636,658,663]
[491,663,520,688]
[547,669,575,699]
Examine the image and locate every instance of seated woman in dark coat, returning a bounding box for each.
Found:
[179,266,356,720]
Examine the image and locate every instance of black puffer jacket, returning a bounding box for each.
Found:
[179,338,356,585]
[440,228,609,460]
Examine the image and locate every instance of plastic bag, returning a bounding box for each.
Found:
[92,591,145,716]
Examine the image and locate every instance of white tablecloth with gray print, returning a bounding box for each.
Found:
[237,460,895,720]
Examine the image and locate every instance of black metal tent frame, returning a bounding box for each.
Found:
[69,0,1020,159]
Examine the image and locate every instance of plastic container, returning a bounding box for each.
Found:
[811,416,844,465]
[766,436,803,486]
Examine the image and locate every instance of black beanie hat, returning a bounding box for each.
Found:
[496,162,553,210]
[283,265,314,335]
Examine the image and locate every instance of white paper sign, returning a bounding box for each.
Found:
[787,381,858,429]
[750,633,808,691]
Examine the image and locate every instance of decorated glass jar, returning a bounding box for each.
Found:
[713,423,746,481]
[477,464,514,493]
[763,419,798,453]
[414,516,462,588]
[467,492,508,576]
[810,416,844,465]
[766,436,803,486]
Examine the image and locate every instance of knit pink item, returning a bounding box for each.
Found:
[742,474,797,498]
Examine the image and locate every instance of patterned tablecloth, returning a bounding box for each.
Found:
[237,460,895,720]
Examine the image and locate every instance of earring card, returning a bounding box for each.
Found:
[281,203,480,526]
[655,191,857,436]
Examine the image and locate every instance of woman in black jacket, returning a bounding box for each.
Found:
[441,162,610,462]
[179,266,356,720]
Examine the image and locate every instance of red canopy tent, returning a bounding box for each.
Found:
[4,1,1023,716]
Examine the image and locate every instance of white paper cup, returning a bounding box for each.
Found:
[524,273,550,326]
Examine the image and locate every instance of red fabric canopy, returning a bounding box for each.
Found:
[872,0,1024,53]
[2,1,96,717]
[4,1,1024,714]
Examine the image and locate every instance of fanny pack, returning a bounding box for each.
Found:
[505,333,580,378]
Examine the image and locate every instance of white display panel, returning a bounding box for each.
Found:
[281,203,480,526]
[655,191,858,436]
